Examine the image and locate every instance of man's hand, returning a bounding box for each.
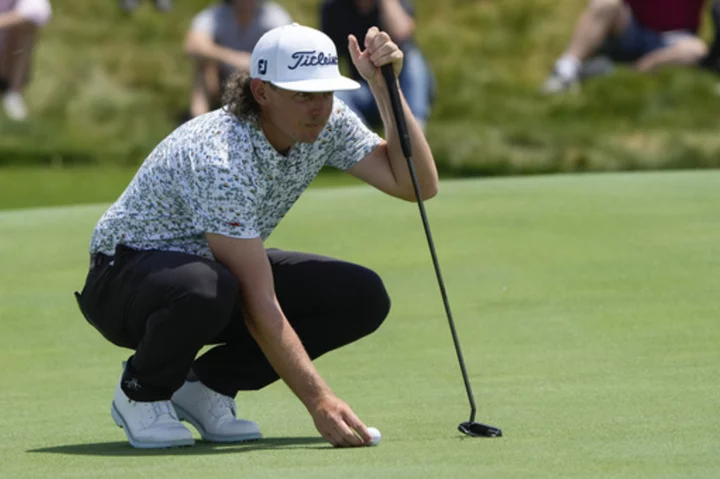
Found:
[224,50,251,71]
[348,26,403,85]
[310,394,373,447]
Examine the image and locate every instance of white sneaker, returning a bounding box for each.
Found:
[3,92,27,121]
[111,379,195,449]
[541,70,579,94]
[172,380,262,442]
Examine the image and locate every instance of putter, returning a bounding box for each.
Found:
[381,64,502,438]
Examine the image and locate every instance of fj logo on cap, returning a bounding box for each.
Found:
[288,50,338,70]
[258,59,268,75]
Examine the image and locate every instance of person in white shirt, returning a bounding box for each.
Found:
[0,0,51,120]
[75,23,438,449]
[184,0,292,118]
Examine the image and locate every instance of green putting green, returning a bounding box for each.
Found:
[1,171,718,478]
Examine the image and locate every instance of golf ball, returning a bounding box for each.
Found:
[367,426,381,446]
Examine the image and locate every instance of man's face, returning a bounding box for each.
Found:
[264,85,335,144]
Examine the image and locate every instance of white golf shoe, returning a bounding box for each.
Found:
[111,380,195,449]
[172,380,262,442]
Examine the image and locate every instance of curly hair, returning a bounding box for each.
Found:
[222,71,261,120]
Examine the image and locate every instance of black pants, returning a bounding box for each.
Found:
[75,245,391,401]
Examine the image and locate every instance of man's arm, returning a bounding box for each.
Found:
[189,59,220,118]
[378,0,415,43]
[184,30,251,72]
[0,12,28,30]
[346,28,438,202]
[206,234,372,447]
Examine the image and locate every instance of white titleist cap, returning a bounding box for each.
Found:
[250,23,360,92]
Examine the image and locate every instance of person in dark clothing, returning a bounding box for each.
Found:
[321,0,433,129]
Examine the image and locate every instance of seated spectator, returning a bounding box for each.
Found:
[119,0,172,13]
[184,0,292,118]
[0,0,51,121]
[321,0,434,129]
[543,0,709,93]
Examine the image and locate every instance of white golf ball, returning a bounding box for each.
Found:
[367,426,382,446]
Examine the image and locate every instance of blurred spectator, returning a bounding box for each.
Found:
[543,0,709,94]
[0,0,51,121]
[321,0,434,129]
[701,0,720,72]
[120,0,173,13]
[184,0,292,118]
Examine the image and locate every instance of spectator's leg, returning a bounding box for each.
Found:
[0,22,36,120]
[190,59,220,118]
[634,35,708,72]
[543,0,630,92]
[564,0,630,62]
[398,46,433,130]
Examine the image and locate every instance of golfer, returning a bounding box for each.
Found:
[75,23,438,449]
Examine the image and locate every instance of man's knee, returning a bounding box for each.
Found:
[675,37,709,64]
[177,262,238,331]
[353,267,391,337]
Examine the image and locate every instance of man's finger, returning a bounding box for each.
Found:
[370,31,391,52]
[325,427,345,447]
[320,429,339,447]
[335,418,364,447]
[348,34,362,64]
[344,412,372,445]
[370,42,398,65]
[364,26,379,50]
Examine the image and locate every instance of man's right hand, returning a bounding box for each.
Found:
[309,394,373,447]
[207,235,374,449]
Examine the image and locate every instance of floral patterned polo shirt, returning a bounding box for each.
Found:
[90,100,382,259]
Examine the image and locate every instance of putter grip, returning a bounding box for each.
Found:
[381,64,412,159]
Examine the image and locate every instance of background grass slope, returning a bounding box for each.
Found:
[1,172,719,478]
[1,0,719,174]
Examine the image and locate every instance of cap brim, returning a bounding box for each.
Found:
[272,76,361,92]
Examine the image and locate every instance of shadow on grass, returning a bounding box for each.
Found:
[27,436,328,456]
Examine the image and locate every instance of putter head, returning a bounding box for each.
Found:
[458,421,503,438]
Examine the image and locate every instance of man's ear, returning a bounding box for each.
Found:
[250,79,270,105]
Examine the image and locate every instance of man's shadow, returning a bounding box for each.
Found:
[27,437,328,457]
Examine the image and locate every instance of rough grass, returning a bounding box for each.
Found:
[1,0,719,174]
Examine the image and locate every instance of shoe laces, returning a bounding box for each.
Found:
[142,400,178,422]
[209,390,236,417]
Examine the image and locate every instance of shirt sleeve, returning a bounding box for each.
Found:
[325,97,383,171]
[16,0,52,26]
[188,129,261,239]
[189,6,217,36]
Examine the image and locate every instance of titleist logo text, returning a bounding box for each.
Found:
[288,50,338,70]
